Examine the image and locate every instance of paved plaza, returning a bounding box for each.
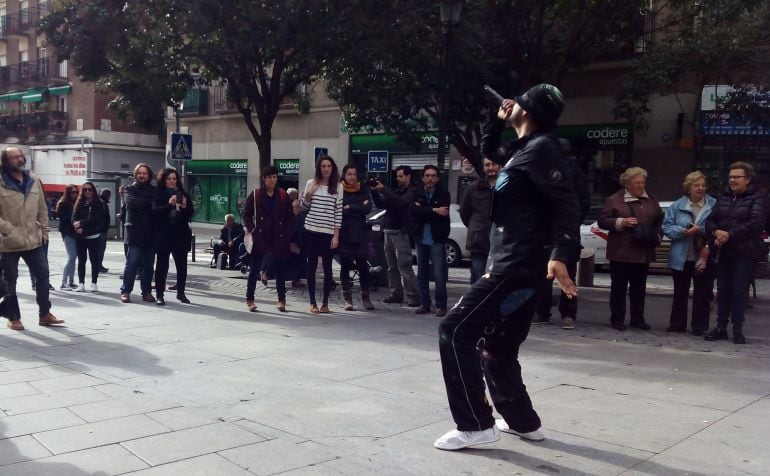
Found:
[0,233,769,475]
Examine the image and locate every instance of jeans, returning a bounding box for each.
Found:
[246,252,286,301]
[415,241,447,309]
[155,248,188,297]
[96,232,108,269]
[439,273,540,432]
[609,261,649,325]
[76,237,101,284]
[469,252,487,285]
[121,244,155,295]
[716,255,754,329]
[61,235,77,285]
[670,260,714,332]
[383,231,418,301]
[1,245,51,318]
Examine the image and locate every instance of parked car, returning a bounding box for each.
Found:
[367,204,470,266]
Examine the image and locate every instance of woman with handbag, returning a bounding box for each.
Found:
[662,171,716,335]
[152,168,194,306]
[338,164,374,311]
[598,167,663,331]
[72,181,108,292]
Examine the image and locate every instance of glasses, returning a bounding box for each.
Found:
[728,175,746,180]
[82,188,94,192]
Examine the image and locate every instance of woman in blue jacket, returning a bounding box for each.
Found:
[662,171,716,335]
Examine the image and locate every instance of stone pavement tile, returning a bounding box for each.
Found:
[232,380,446,441]
[124,453,253,476]
[0,435,52,466]
[94,383,147,399]
[0,367,53,385]
[0,356,51,371]
[0,444,148,476]
[121,322,254,345]
[1,408,85,438]
[28,373,107,393]
[67,395,180,422]
[0,386,111,416]
[280,457,398,476]
[345,361,447,406]
[627,396,770,476]
[218,439,339,475]
[146,406,239,431]
[0,382,39,400]
[33,414,171,454]
[121,421,265,466]
[171,332,314,360]
[533,385,729,453]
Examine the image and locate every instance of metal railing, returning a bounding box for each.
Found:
[0,110,68,139]
[0,57,68,91]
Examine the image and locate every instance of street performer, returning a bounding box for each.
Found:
[434,84,580,450]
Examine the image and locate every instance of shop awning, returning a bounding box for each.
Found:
[21,87,49,103]
[0,91,25,102]
[48,84,72,96]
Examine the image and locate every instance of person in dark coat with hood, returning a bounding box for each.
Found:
[152,168,194,306]
[242,166,295,313]
[338,164,374,311]
[704,161,768,344]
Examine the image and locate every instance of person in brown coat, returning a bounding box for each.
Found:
[598,167,663,331]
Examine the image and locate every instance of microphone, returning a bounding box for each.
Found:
[483,85,505,105]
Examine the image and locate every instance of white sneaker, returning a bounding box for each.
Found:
[90,283,98,292]
[561,317,575,329]
[495,419,544,441]
[75,284,85,292]
[433,426,499,450]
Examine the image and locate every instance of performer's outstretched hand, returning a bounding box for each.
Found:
[547,260,577,299]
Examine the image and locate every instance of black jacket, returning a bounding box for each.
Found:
[706,184,768,260]
[340,184,373,245]
[152,188,195,253]
[483,121,581,278]
[219,223,245,244]
[459,177,493,255]
[124,181,157,247]
[411,186,451,243]
[371,183,418,234]
[71,199,108,238]
[57,201,76,237]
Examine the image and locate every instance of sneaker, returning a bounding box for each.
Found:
[67,283,78,290]
[89,283,98,293]
[434,426,500,451]
[561,317,575,329]
[495,419,545,441]
[60,283,72,291]
[75,284,85,292]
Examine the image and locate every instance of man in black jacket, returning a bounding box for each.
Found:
[459,158,501,284]
[371,165,419,306]
[214,214,245,270]
[411,165,451,317]
[120,163,157,303]
[434,84,580,451]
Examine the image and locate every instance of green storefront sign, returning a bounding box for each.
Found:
[186,160,248,223]
[274,159,299,177]
[350,133,449,155]
[500,123,633,150]
[186,159,248,175]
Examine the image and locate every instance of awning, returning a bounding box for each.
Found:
[21,87,49,103]
[48,84,72,95]
[0,91,25,102]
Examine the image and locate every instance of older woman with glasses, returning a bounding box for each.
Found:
[662,171,716,336]
[71,181,108,292]
[704,162,768,344]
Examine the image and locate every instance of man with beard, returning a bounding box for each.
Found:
[0,147,63,330]
[434,84,580,450]
[120,163,157,303]
[460,158,502,284]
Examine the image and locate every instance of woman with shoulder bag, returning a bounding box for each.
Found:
[662,171,716,335]
[598,167,663,331]
[152,168,194,306]
[72,181,108,292]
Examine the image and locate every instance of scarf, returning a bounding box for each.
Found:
[342,181,361,194]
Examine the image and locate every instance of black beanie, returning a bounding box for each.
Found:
[514,84,564,129]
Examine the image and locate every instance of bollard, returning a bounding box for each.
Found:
[190,234,196,263]
[577,248,595,288]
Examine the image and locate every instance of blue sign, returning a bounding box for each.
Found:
[368,150,389,172]
[700,112,770,136]
[314,147,329,163]
[171,133,193,161]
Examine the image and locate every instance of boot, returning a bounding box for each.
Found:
[704,326,728,341]
[361,291,375,311]
[733,325,746,344]
[342,289,354,311]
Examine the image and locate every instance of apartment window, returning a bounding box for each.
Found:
[58,96,67,112]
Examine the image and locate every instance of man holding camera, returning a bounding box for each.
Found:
[371,165,420,307]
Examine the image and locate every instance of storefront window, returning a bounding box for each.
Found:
[187,159,248,223]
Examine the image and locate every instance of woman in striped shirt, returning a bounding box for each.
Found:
[300,155,343,313]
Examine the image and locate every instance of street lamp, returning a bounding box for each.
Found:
[436,1,462,169]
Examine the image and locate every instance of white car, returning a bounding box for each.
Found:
[580,201,674,266]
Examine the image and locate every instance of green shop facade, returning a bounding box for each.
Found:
[186,159,248,223]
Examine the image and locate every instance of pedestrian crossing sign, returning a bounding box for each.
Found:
[171,133,193,161]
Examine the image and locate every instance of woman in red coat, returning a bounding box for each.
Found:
[242,166,295,312]
[598,167,663,331]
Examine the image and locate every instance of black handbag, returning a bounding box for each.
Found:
[626,202,660,247]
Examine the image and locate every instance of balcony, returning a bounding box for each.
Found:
[0,3,50,39]
[179,88,208,116]
[0,110,68,141]
[0,57,68,91]
[212,84,239,114]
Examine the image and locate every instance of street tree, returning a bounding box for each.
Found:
[324,0,651,171]
[41,0,340,169]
